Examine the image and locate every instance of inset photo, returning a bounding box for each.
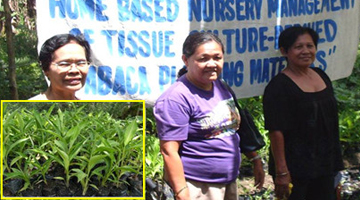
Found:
[1,100,145,199]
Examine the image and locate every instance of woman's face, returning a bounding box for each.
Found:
[281,33,316,68]
[183,40,224,90]
[45,41,89,94]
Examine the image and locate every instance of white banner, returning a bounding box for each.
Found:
[37,0,360,105]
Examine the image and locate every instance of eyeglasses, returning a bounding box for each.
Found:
[51,60,90,71]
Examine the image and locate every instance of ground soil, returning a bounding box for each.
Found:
[3,163,143,197]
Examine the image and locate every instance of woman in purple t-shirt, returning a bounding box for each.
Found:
[154,32,265,200]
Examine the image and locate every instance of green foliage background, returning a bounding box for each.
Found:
[333,48,360,153]
[0,0,47,100]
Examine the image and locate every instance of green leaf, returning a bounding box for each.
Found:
[4,137,30,159]
[116,165,140,174]
[88,155,107,172]
[19,181,31,192]
[10,153,26,167]
[4,168,25,180]
[46,104,57,118]
[69,140,86,161]
[71,168,87,182]
[55,147,69,170]
[33,110,45,130]
[124,119,138,146]
[93,146,116,158]
[3,107,19,128]
[91,165,106,178]
[54,140,68,153]
[66,121,86,148]
[89,184,99,191]
[53,176,65,181]
[42,129,62,140]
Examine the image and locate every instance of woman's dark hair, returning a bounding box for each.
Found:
[39,34,92,71]
[182,32,224,58]
[278,26,319,53]
[177,66,187,78]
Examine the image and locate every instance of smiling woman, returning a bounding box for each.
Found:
[153,32,265,200]
[263,26,344,200]
[28,34,92,100]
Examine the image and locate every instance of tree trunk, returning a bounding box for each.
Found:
[27,0,36,18]
[4,0,18,99]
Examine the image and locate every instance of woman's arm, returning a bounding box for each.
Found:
[244,151,265,189]
[269,130,292,199]
[160,140,190,200]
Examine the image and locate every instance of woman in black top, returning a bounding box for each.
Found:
[263,26,344,200]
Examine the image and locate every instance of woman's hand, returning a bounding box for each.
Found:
[160,140,190,200]
[244,152,265,189]
[252,158,265,189]
[274,173,292,199]
[269,130,292,199]
[175,186,190,200]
